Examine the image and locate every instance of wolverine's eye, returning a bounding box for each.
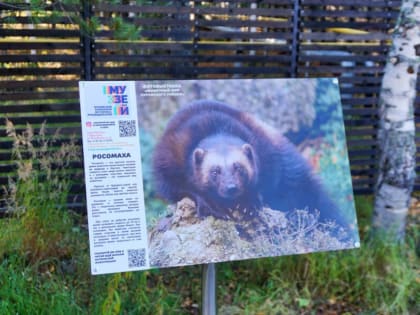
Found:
[211,167,221,179]
[233,163,244,174]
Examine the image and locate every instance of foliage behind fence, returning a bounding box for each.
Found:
[1,0,419,213]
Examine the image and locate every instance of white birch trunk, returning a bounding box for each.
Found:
[373,0,420,241]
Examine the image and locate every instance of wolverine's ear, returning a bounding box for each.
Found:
[193,148,205,165]
[242,143,254,161]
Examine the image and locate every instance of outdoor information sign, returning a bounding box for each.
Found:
[79,78,360,275]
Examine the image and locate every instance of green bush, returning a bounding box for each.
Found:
[3,120,82,264]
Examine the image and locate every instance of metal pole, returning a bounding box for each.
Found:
[202,263,216,315]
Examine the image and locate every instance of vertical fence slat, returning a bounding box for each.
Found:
[291,0,301,78]
[81,0,93,80]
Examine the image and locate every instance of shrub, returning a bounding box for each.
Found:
[3,120,81,264]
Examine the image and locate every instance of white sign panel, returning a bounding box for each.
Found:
[79,81,149,274]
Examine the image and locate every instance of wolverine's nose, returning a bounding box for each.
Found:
[226,184,239,196]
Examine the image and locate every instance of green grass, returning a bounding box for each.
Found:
[1,121,418,314]
[217,234,418,314]
[1,195,417,314]
[0,255,83,315]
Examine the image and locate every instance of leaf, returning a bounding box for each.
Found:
[297,298,311,308]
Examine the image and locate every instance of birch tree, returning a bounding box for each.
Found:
[373,0,420,241]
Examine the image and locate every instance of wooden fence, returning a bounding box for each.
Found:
[1,0,419,213]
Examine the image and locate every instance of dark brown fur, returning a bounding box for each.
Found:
[152,100,347,227]
[189,133,259,218]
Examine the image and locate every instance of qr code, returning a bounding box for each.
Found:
[119,120,136,137]
[128,248,146,268]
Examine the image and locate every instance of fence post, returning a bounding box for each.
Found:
[291,0,301,78]
[81,0,93,80]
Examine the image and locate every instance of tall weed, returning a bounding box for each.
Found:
[3,119,81,264]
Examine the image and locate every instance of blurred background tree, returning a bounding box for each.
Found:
[373,0,419,241]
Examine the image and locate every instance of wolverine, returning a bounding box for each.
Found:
[152,100,347,228]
